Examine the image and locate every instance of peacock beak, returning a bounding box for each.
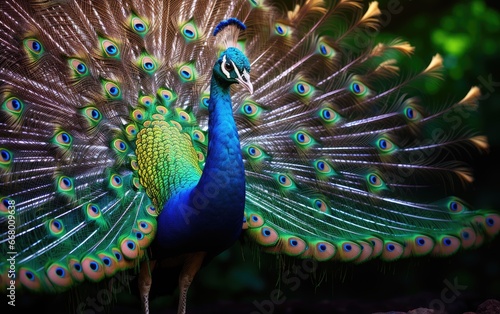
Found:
[237,77,253,95]
[235,67,253,94]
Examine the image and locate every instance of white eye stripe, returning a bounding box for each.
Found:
[221,55,231,78]
[242,69,250,82]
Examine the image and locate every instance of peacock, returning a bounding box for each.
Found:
[0,0,498,313]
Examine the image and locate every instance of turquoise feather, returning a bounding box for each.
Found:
[0,0,498,313]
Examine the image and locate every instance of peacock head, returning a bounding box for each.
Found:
[214,47,253,94]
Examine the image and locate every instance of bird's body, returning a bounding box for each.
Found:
[0,0,498,313]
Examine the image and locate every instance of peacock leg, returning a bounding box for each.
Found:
[138,259,157,314]
[177,252,207,314]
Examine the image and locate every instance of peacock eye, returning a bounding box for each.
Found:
[224,62,233,72]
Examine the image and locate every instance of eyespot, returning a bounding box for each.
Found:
[104,81,121,98]
[180,21,200,41]
[81,256,105,282]
[145,204,157,217]
[178,63,196,82]
[120,236,140,259]
[403,105,422,121]
[317,40,336,58]
[241,101,263,118]
[336,241,361,261]
[248,226,279,246]
[276,174,295,189]
[130,159,139,171]
[343,243,352,252]
[101,39,119,57]
[141,56,157,73]
[245,145,264,159]
[139,95,154,106]
[132,176,141,190]
[111,248,123,262]
[69,59,89,76]
[192,130,206,143]
[137,219,155,235]
[349,80,368,97]
[57,176,74,192]
[47,218,65,236]
[200,94,210,108]
[132,109,145,122]
[274,23,289,36]
[448,200,464,213]
[68,258,84,282]
[294,81,313,97]
[85,203,101,220]
[197,151,205,162]
[134,229,150,248]
[312,198,329,213]
[3,97,24,116]
[459,227,476,249]
[312,241,336,261]
[82,107,102,125]
[318,106,341,125]
[249,0,261,7]
[131,16,148,35]
[98,251,119,277]
[365,173,387,193]
[112,139,128,153]
[0,197,14,214]
[367,173,383,187]
[314,159,336,177]
[110,174,123,188]
[297,132,308,143]
[158,88,177,104]
[381,241,404,261]
[177,110,191,122]
[20,268,42,291]
[410,235,434,256]
[433,235,460,256]
[47,263,73,287]
[292,131,315,148]
[155,106,167,115]
[24,38,44,57]
[53,131,72,148]
[247,213,264,228]
[0,148,13,167]
[125,124,138,137]
[282,236,306,256]
[484,214,500,237]
[376,137,397,154]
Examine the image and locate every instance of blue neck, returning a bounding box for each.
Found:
[195,76,246,208]
[155,75,246,256]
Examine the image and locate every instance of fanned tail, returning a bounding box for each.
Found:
[0,0,498,304]
[0,0,251,294]
[235,0,499,263]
